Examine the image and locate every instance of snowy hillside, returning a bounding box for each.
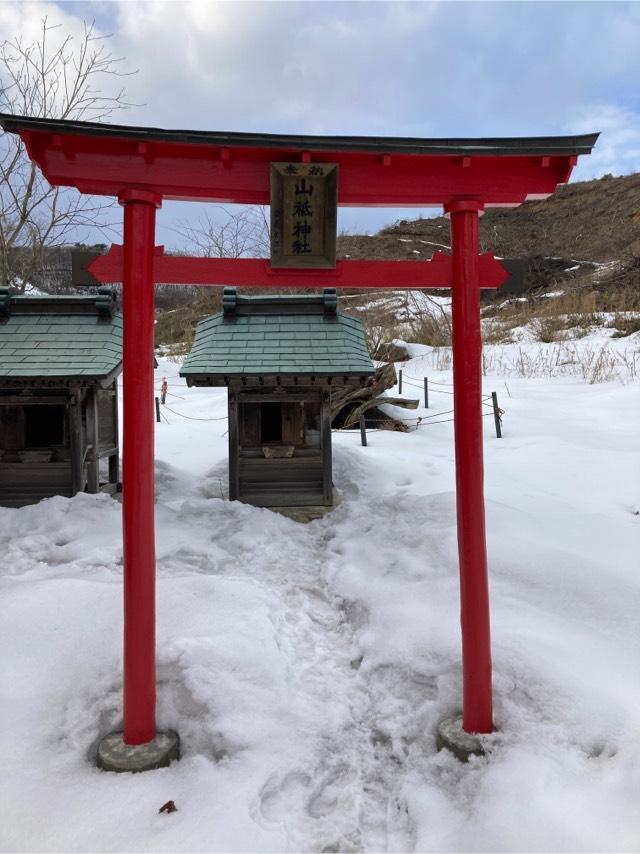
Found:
[1,337,639,853]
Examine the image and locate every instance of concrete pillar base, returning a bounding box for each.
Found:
[436,716,486,763]
[97,730,180,773]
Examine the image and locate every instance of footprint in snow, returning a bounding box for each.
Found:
[394,475,412,487]
[259,770,312,822]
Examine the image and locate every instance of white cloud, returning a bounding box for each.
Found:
[0,1,132,118]
[568,104,640,179]
[0,0,83,44]
[3,0,640,239]
[5,1,640,144]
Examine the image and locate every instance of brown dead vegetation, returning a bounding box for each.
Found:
[377,172,640,264]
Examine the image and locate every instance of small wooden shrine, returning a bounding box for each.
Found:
[181,288,374,508]
[0,289,122,506]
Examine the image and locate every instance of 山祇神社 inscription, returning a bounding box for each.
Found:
[270,163,338,268]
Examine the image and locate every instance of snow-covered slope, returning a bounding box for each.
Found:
[1,344,639,853]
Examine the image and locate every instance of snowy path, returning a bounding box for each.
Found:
[156,457,420,852]
[1,350,639,852]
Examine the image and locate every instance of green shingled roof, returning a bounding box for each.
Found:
[181,300,374,378]
[0,295,122,380]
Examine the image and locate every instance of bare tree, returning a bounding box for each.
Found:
[0,17,135,291]
[175,205,270,260]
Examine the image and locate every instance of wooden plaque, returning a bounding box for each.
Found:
[270,163,338,268]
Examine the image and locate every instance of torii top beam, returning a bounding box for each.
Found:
[0,114,597,208]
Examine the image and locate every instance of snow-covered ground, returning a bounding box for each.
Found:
[1,340,639,853]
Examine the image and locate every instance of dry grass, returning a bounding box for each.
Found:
[607,313,640,338]
[431,348,453,372]
[375,173,640,264]
[363,321,404,360]
[486,343,637,383]
[338,292,405,359]
[405,312,451,347]
[530,313,571,343]
[419,339,638,384]
[481,287,628,344]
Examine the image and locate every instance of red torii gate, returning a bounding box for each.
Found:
[0,114,596,766]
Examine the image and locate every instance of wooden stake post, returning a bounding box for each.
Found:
[359,414,367,446]
[492,392,502,439]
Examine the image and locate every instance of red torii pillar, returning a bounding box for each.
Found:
[119,189,162,745]
[96,188,182,770]
[447,200,492,733]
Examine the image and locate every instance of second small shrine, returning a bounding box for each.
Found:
[180,288,373,508]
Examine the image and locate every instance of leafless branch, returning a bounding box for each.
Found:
[0,16,137,290]
[173,206,271,260]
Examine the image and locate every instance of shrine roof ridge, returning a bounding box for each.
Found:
[0,114,599,157]
[222,287,338,318]
[0,288,119,320]
[0,291,122,383]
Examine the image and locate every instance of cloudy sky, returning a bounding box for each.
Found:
[2,0,639,246]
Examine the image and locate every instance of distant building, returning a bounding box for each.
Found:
[0,289,122,506]
[180,288,374,508]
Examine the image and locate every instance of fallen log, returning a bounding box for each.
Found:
[343,396,419,429]
[331,362,419,431]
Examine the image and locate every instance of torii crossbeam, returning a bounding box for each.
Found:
[0,113,597,767]
[87,246,510,289]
